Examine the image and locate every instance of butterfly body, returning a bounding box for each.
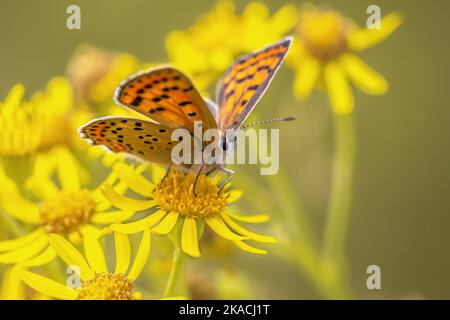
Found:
[79,37,293,184]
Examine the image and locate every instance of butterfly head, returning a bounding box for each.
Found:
[220,130,238,156]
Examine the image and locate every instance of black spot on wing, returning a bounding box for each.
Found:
[131,97,142,107]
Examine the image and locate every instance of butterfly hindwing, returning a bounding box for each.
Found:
[79,117,178,164]
[114,67,217,132]
[216,37,292,130]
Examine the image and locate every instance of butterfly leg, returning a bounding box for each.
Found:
[218,167,235,195]
[160,161,173,183]
[193,163,206,197]
[205,167,218,177]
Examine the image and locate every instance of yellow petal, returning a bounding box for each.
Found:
[324,62,354,115]
[293,57,321,100]
[147,210,167,227]
[57,149,80,192]
[102,152,120,167]
[28,152,56,181]
[3,84,24,115]
[113,162,154,197]
[0,228,45,252]
[20,271,77,300]
[205,216,248,241]
[110,210,167,234]
[340,54,388,95]
[347,12,403,51]
[81,224,106,238]
[1,194,41,224]
[92,171,118,204]
[152,212,179,235]
[83,233,108,273]
[27,176,59,201]
[0,234,48,264]
[91,210,135,224]
[24,246,57,267]
[101,184,154,211]
[114,232,131,274]
[271,4,298,34]
[48,234,94,280]
[1,265,25,300]
[150,164,168,183]
[221,213,277,243]
[92,172,120,208]
[181,217,200,258]
[233,240,267,255]
[225,212,269,224]
[227,190,243,203]
[127,227,151,280]
[110,219,147,234]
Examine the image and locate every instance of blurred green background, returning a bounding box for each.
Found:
[1,0,449,299]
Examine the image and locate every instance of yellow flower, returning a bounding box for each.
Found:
[19,232,150,300]
[32,77,74,151]
[166,0,297,90]
[103,163,276,258]
[66,44,159,111]
[0,150,134,266]
[0,264,50,300]
[66,44,117,103]
[67,45,139,104]
[0,77,97,185]
[0,84,43,157]
[0,77,76,157]
[289,4,402,114]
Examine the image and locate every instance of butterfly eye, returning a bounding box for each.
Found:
[220,138,229,151]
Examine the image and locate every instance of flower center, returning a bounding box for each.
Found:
[153,170,229,218]
[40,189,96,234]
[77,273,135,300]
[297,9,348,61]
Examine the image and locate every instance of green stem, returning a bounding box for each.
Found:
[268,167,315,243]
[323,114,355,259]
[269,168,334,297]
[163,246,185,297]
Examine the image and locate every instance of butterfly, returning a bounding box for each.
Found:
[79,37,294,192]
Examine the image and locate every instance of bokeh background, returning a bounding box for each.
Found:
[1,0,449,299]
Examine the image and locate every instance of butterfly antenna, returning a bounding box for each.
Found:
[240,115,296,130]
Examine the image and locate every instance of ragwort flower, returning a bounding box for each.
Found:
[0,150,134,266]
[289,4,402,114]
[20,231,150,300]
[0,77,95,183]
[166,0,297,90]
[103,163,276,258]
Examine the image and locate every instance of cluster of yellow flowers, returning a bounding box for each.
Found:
[0,1,402,300]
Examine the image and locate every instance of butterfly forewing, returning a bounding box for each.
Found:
[79,117,179,164]
[80,39,292,168]
[216,37,292,130]
[115,67,217,132]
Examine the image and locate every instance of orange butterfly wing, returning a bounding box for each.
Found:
[215,37,292,130]
[79,116,180,164]
[115,67,217,132]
